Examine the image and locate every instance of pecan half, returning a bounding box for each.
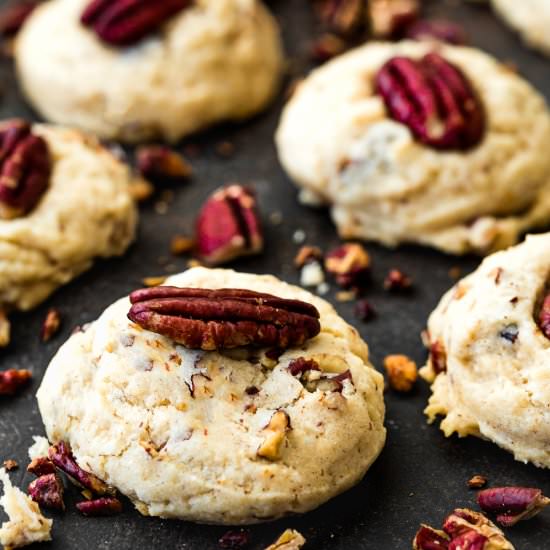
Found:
[128,287,321,351]
[0,369,31,395]
[375,53,485,150]
[538,293,550,339]
[28,473,65,511]
[0,119,51,219]
[478,487,550,527]
[195,185,263,266]
[76,496,122,516]
[81,0,192,46]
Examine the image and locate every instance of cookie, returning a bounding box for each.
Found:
[37,267,386,524]
[421,233,550,468]
[15,0,283,143]
[276,41,550,255]
[492,0,550,56]
[0,123,137,311]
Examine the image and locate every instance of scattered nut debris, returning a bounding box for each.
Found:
[0,369,31,396]
[218,529,250,549]
[384,354,417,392]
[468,475,488,489]
[335,290,356,302]
[40,309,61,342]
[215,141,235,158]
[76,496,122,517]
[142,276,167,287]
[27,457,55,477]
[294,245,322,269]
[354,299,376,322]
[265,529,306,550]
[170,235,194,256]
[478,486,550,527]
[136,145,192,183]
[0,310,10,348]
[28,474,65,511]
[2,460,17,472]
[257,410,290,461]
[325,243,370,289]
[384,269,412,291]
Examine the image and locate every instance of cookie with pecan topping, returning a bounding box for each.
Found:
[37,267,386,524]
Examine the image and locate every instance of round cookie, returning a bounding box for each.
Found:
[15,0,283,143]
[492,0,550,56]
[37,267,386,524]
[0,124,137,311]
[421,233,550,468]
[276,41,550,255]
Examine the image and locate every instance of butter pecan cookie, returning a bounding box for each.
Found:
[37,267,386,524]
[276,41,550,255]
[492,0,550,56]
[0,121,137,312]
[421,233,550,468]
[15,0,283,143]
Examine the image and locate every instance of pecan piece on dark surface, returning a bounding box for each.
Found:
[0,119,51,219]
[406,19,467,45]
[324,243,371,289]
[375,53,485,150]
[0,368,31,395]
[136,145,192,183]
[538,292,550,339]
[81,0,192,46]
[128,287,321,351]
[28,473,65,511]
[40,308,61,342]
[195,185,263,266]
[0,1,38,37]
[218,529,250,549]
[477,486,550,527]
[76,496,123,516]
[384,268,412,291]
[48,441,115,496]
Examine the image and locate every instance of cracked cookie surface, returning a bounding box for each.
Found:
[276,41,550,255]
[15,0,284,143]
[421,233,550,467]
[37,267,386,524]
[0,124,137,311]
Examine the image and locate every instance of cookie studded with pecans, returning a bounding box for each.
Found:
[81,0,192,46]
[128,286,321,351]
[0,119,51,220]
[375,52,485,150]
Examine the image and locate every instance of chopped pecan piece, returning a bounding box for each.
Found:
[477,487,550,527]
[294,245,323,269]
[406,19,467,45]
[81,0,192,46]
[413,524,450,550]
[384,354,417,392]
[538,293,550,339]
[48,441,115,496]
[136,145,192,183]
[265,529,306,550]
[195,185,263,266]
[376,53,485,150]
[218,529,250,549]
[288,357,320,376]
[355,298,376,322]
[76,496,122,516]
[27,457,56,477]
[368,0,419,38]
[128,287,321,351]
[0,119,51,219]
[257,410,290,460]
[170,235,194,256]
[2,460,18,471]
[429,340,447,375]
[0,310,10,347]
[40,308,61,342]
[384,269,412,291]
[325,243,371,289]
[0,369,31,395]
[28,473,65,511]
[468,475,488,489]
[0,1,38,37]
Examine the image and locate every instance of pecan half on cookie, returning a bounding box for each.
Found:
[375,52,485,150]
[0,119,51,220]
[81,0,192,46]
[128,286,321,350]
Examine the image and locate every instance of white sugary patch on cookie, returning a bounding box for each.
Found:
[0,469,52,549]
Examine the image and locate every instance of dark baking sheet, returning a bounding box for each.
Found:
[1,1,550,548]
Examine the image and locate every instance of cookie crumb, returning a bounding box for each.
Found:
[468,475,488,489]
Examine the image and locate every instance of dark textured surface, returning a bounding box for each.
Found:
[1,1,550,548]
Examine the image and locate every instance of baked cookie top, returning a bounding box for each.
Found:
[0,123,137,311]
[15,0,284,142]
[37,268,386,524]
[492,0,550,56]
[422,233,550,468]
[276,41,550,255]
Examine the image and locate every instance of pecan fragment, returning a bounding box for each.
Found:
[28,473,65,511]
[477,487,550,527]
[384,354,417,392]
[294,245,323,269]
[170,235,194,256]
[538,293,550,339]
[355,298,376,322]
[81,0,192,46]
[313,0,365,37]
[40,308,61,342]
[128,287,321,351]
[48,441,115,496]
[0,310,10,347]
[2,460,18,472]
[406,19,468,45]
[288,357,320,377]
[0,369,31,395]
[257,410,290,460]
[368,0,419,38]
[265,529,306,550]
[0,1,38,37]
[0,119,51,219]
[195,185,263,266]
[468,475,488,489]
[429,340,447,375]
[384,268,412,291]
[413,524,449,550]
[375,53,485,150]
[136,145,192,183]
[218,529,250,549]
[76,496,122,516]
[325,243,371,289]
[27,457,56,477]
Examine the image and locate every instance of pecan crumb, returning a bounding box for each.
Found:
[257,410,290,461]
[28,473,65,511]
[0,310,10,347]
[218,529,250,549]
[468,475,488,489]
[40,308,61,342]
[0,369,31,395]
[136,145,192,183]
[384,354,417,392]
[294,245,322,269]
[27,457,56,477]
[170,235,194,256]
[2,460,18,471]
[265,529,306,550]
[335,290,356,302]
[354,299,376,322]
[142,276,167,287]
[76,496,122,516]
[384,269,412,291]
[128,176,155,203]
[325,243,370,289]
